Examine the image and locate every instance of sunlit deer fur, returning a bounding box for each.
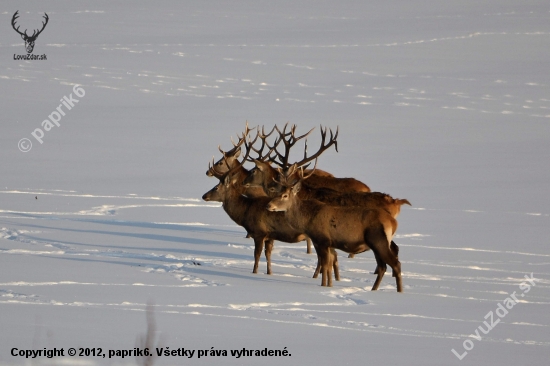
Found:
[267,180,403,292]
[270,166,409,263]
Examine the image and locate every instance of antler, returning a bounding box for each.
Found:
[270,123,315,168]
[209,125,260,178]
[244,125,279,162]
[217,121,255,157]
[11,11,26,37]
[294,125,338,168]
[11,11,49,40]
[276,158,318,188]
[31,13,49,39]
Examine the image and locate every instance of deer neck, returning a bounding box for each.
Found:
[285,196,314,232]
[221,186,250,226]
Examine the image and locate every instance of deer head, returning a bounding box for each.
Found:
[12,11,49,54]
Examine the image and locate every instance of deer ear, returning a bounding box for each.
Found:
[223,176,230,187]
[234,146,241,158]
[292,181,302,195]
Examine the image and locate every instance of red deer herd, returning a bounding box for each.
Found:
[202,123,410,292]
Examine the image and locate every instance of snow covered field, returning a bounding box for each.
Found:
[1,1,549,365]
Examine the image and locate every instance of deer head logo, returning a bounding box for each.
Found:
[11,11,49,54]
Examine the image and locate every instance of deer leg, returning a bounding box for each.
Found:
[378,246,403,292]
[264,239,274,275]
[306,236,312,254]
[252,237,264,274]
[390,240,399,277]
[312,243,321,278]
[314,244,330,287]
[313,257,321,279]
[322,246,333,287]
[326,250,334,287]
[370,250,386,291]
[371,235,403,292]
[331,248,340,281]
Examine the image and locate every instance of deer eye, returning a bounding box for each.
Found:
[282,194,288,199]
[269,188,276,192]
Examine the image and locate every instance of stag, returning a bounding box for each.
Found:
[274,164,407,275]
[12,11,49,54]
[202,165,340,280]
[267,173,403,292]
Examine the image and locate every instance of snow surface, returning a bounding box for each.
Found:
[1,1,549,365]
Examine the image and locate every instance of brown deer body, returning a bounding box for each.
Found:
[297,185,411,218]
[290,182,410,260]
[243,159,369,197]
[202,175,340,279]
[267,181,403,292]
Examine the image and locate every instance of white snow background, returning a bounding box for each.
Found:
[1,1,549,365]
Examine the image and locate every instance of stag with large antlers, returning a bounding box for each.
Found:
[202,164,340,280]
[12,11,49,54]
[267,174,403,292]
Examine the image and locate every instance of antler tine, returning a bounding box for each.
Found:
[11,11,25,36]
[235,121,255,146]
[247,133,267,161]
[274,122,291,137]
[270,124,315,168]
[293,125,338,168]
[208,156,225,179]
[271,166,288,187]
[237,127,260,163]
[38,13,48,31]
[332,125,339,152]
[291,126,314,143]
[300,158,318,181]
[248,124,284,162]
[31,13,49,38]
[217,122,256,157]
[260,125,276,139]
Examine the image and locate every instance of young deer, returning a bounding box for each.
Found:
[267,177,403,292]
[202,170,340,279]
